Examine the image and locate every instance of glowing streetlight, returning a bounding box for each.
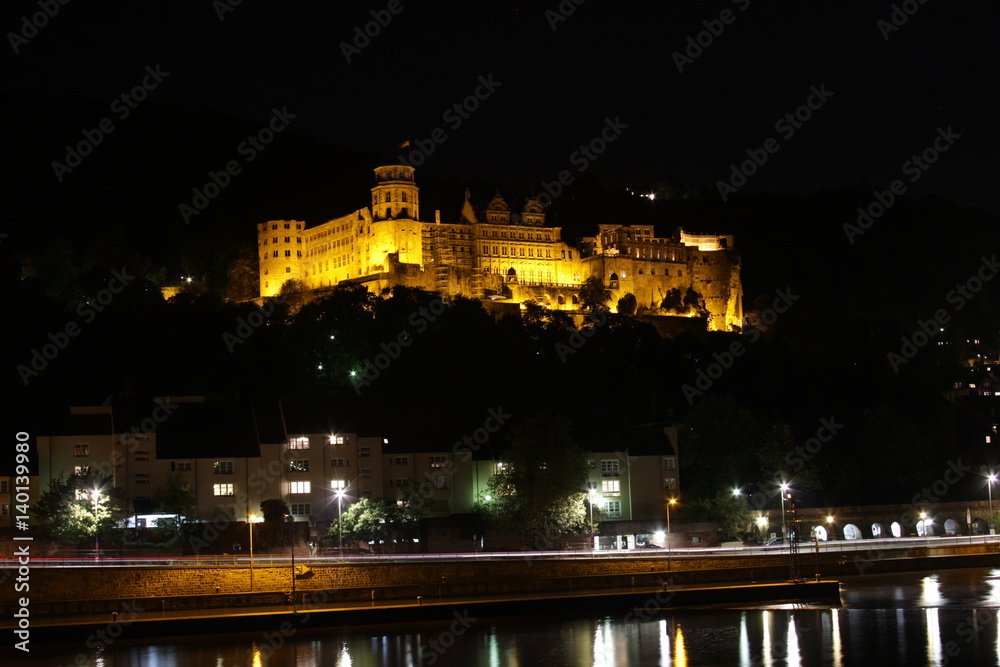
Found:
[666,498,677,569]
[780,483,790,545]
[91,490,102,560]
[920,511,930,547]
[248,514,261,592]
[335,488,345,553]
[989,473,997,535]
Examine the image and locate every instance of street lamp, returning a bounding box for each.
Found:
[248,514,261,592]
[90,490,101,561]
[666,498,677,569]
[780,483,790,546]
[588,489,596,550]
[988,474,997,535]
[335,489,345,553]
[920,511,930,547]
[285,514,296,611]
[826,515,834,541]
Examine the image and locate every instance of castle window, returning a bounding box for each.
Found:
[272,224,278,230]
[286,267,291,273]
[273,237,278,243]
[284,237,290,243]
[402,192,407,202]
[285,250,291,257]
[263,238,268,245]
[284,223,290,229]
[296,237,302,243]
[297,251,302,257]
[273,251,279,257]
[678,270,683,277]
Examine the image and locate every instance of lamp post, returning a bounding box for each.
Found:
[285,514,296,611]
[920,511,930,548]
[335,489,345,554]
[588,489,596,550]
[780,483,790,546]
[248,514,259,592]
[666,498,677,570]
[989,474,997,536]
[90,490,101,561]
[826,515,834,542]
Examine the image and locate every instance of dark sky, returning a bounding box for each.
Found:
[2,0,996,212]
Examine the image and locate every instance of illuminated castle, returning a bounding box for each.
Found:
[257,165,743,330]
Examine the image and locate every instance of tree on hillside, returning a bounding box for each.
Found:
[617,292,638,315]
[578,276,611,313]
[476,414,590,546]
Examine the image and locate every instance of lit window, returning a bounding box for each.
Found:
[289,481,311,494]
[429,456,448,468]
[289,460,310,472]
[602,480,620,496]
[664,477,676,489]
[290,503,311,516]
[331,480,347,491]
[329,435,345,445]
[73,466,90,476]
[288,437,310,450]
[74,444,89,457]
[663,457,676,470]
[213,484,234,496]
[601,460,620,477]
[213,461,234,474]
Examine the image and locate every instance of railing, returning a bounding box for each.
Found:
[2,534,996,568]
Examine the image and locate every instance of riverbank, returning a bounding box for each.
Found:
[6,580,842,645]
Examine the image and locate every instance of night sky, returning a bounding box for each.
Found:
[2,0,996,213]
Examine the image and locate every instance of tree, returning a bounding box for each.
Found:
[324,497,389,551]
[32,472,130,546]
[578,276,611,313]
[257,498,292,550]
[660,287,686,313]
[477,414,590,546]
[150,473,197,539]
[711,490,755,542]
[617,292,637,315]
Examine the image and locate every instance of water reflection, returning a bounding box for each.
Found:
[830,609,842,667]
[786,615,800,667]
[926,608,942,666]
[674,623,687,667]
[921,574,943,606]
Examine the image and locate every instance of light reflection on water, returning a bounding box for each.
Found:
[10,567,1000,666]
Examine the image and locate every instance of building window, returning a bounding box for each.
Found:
[604,500,622,518]
[289,460,310,472]
[213,484,234,496]
[289,481,311,494]
[0,480,7,493]
[74,444,89,457]
[602,480,621,496]
[288,437,310,450]
[391,456,409,466]
[330,435,346,445]
[171,462,192,472]
[284,250,291,257]
[74,466,90,476]
[585,480,597,491]
[214,461,234,474]
[433,476,447,489]
[290,503,311,516]
[390,478,407,488]
[330,458,349,467]
[663,457,676,470]
[359,447,372,457]
[601,460,620,477]
[284,237,291,243]
[665,477,677,489]
[429,456,448,468]
[331,480,347,491]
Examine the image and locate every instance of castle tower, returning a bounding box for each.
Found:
[485,191,510,224]
[522,197,545,226]
[371,165,419,221]
[257,219,306,297]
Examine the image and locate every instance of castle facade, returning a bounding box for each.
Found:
[257,165,743,330]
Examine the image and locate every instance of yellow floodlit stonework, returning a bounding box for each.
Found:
[257,165,744,331]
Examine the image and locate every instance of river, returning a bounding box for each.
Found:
[8,566,1000,666]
